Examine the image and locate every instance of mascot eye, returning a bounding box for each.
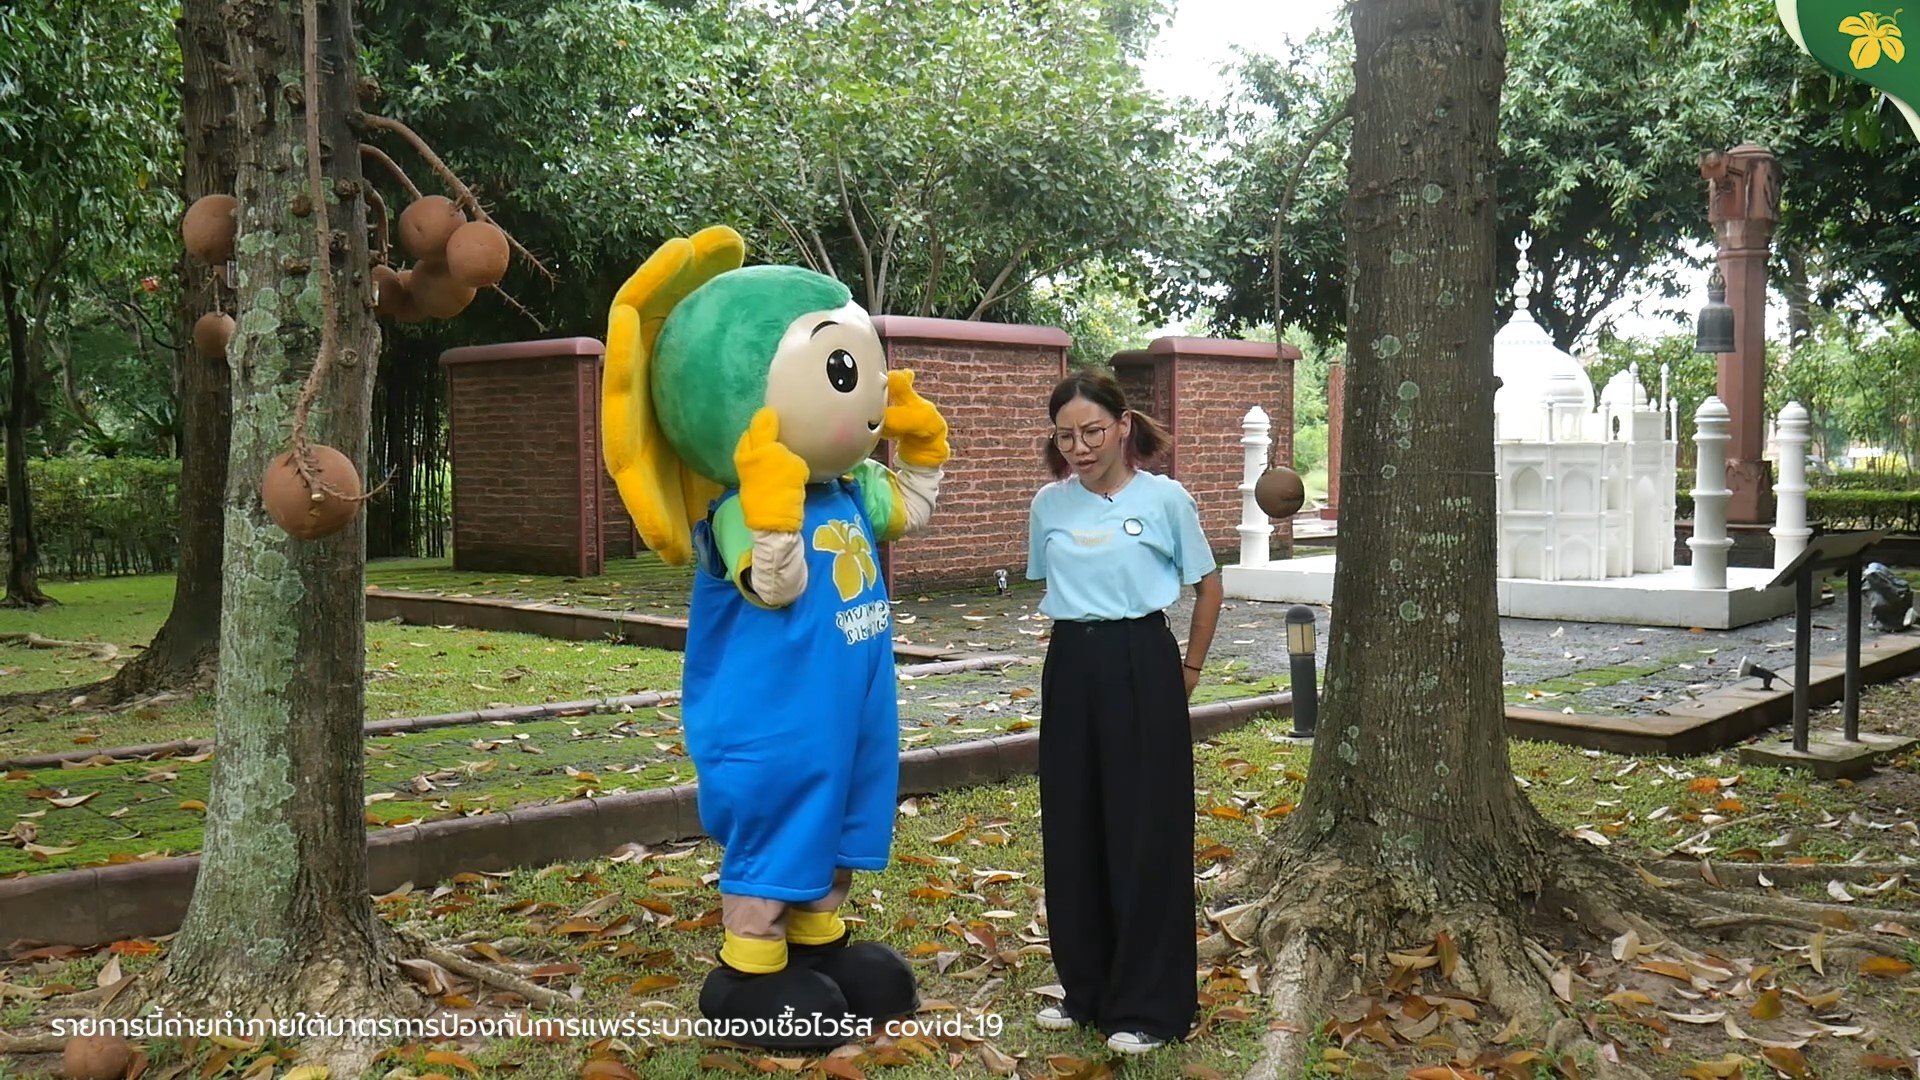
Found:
[825,349,859,394]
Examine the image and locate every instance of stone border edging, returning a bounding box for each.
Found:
[0,656,1029,773]
[0,692,1292,948]
[364,589,975,664]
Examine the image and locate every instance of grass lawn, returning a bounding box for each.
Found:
[4,681,1918,1080]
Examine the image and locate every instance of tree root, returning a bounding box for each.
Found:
[395,929,572,1011]
[1690,913,1915,958]
[1235,846,1654,1080]
[1654,859,1915,889]
[0,632,120,662]
[0,1032,64,1054]
[1660,875,1909,920]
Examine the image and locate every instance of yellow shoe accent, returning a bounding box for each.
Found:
[786,909,847,946]
[721,932,787,974]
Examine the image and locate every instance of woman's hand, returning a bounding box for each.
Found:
[1183,664,1200,699]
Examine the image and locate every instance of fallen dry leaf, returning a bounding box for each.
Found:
[1762,1045,1811,1079]
[1860,956,1914,977]
[975,1043,1019,1076]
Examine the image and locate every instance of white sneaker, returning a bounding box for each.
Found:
[1034,1006,1076,1031]
[1106,1031,1165,1054]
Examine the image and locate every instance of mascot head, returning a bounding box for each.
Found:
[602,226,889,564]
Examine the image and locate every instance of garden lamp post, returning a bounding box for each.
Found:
[1286,605,1318,739]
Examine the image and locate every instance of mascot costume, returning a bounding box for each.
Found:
[602,225,948,1048]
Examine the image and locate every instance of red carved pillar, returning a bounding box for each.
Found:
[1701,144,1781,526]
[1321,357,1344,520]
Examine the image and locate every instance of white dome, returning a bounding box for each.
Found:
[1492,238,1593,439]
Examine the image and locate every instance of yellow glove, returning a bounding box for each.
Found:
[734,408,811,533]
[879,370,950,468]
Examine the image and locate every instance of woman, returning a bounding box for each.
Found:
[1025,369,1223,1054]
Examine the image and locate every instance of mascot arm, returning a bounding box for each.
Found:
[720,408,811,608]
[848,458,941,542]
[711,496,808,609]
[859,369,948,540]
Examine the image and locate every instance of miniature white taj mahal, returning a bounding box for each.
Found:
[1489,236,1680,582]
[1220,236,1808,630]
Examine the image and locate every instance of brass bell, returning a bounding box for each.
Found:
[1695,265,1735,354]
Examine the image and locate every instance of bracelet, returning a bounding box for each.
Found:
[1183,662,1203,672]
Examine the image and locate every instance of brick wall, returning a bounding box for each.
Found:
[869,317,1070,592]
[1112,338,1299,564]
[1113,358,1174,473]
[601,468,636,558]
[1175,353,1295,559]
[441,338,605,578]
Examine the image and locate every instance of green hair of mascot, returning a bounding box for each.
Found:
[653,265,855,487]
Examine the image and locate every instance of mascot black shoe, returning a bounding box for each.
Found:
[785,911,920,1023]
[601,225,949,1051]
[697,933,853,1051]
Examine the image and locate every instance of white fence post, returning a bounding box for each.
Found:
[1689,396,1733,589]
[1772,401,1812,570]
[1238,405,1273,568]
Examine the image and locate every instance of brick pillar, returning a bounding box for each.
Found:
[440,337,607,577]
[867,316,1071,594]
[1702,144,1780,526]
[1322,357,1344,521]
[1113,337,1300,560]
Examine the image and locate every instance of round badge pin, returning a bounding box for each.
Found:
[1123,518,1144,536]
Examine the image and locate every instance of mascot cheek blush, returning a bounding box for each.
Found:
[602,226,949,1050]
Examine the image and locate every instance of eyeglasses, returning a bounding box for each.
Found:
[1052,423,1111,451]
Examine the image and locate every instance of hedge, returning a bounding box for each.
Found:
[1671,488,1920,533]
[0,457,181,580]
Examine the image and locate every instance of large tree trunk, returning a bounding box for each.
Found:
[1,263,53,609]
[1211,5,1690,1075]
[115,0,416,1063]
[95,0,236,698]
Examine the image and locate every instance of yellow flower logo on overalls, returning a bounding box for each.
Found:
[1842,10,1906,68]
[811,519,878,602]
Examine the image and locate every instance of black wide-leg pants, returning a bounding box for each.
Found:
[1038,612,1198,1041]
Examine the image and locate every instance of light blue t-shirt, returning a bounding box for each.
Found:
[1027,471,1217,621]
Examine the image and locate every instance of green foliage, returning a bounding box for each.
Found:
[356,0,748,339]
[1186,0,1920,350]
[0,458,181,580]
[1814,470,1920,491]
[1176,36,1352,340]
[1805,489,1920,532]
[1024,261,1159,368]
[0,0,181,341]
[681,0,1197,321]
[1492,0,1786,348]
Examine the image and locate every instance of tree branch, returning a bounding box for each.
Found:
[919,228,945,318]
[365,186,391,261]
[356,112,554,282]
[873,220,899,316]
[967,239,1038,321]
[1272,98,1352,331]
[289,0,343,496]
[834,156,877,311]
[358,144,422,200]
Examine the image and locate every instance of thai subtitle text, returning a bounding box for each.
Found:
[54,1007,1005,1043]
